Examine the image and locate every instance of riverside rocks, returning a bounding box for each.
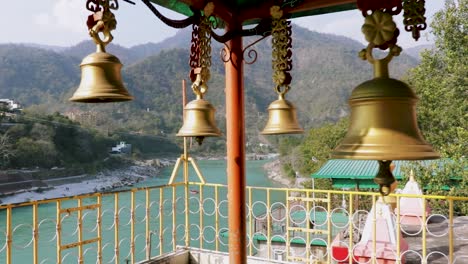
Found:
[263,159,293,187]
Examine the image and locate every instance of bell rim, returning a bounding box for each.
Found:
[261,128,304,135]
[176,132,222,137]
[331,148,441,160]
[69,94,134,103]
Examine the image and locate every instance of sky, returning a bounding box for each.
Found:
[0,1,445,49]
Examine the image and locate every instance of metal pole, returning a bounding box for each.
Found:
[182,79,190,248]
[225,22,246,264]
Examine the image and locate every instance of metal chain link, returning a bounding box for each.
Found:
[271,6,292,96]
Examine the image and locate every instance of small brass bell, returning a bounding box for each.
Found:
[177,75,221,141]
[177,98,222,138]
[70,50,133,103]
[261,94,304,135]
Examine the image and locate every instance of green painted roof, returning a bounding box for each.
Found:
[331,179,379,189]
[310,160,441,180]
[148,0,357,24]
[312,159,462,190]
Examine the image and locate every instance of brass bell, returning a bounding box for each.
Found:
[70,50,133,103]
[262,95,304,135]
[332,76,439,160]
[177,98,222,138]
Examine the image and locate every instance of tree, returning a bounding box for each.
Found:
[407,0,467,157]
[298,118,348,175]
[0,133,15,168]
[403,0,467,213]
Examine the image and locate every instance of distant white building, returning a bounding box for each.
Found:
[110,141,132,154]
[0,99,22,112]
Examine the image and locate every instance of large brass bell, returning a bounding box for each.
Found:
[332,45,439,195]
[262,94,303,135]
[177,78,221,140]
[332,41,439,161]
[331,74,439,161]
[70,50,133,103]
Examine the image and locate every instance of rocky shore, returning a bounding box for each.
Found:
[0,158,174,204]
[263,159,293,187]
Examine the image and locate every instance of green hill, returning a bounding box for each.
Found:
[0,25,418,155]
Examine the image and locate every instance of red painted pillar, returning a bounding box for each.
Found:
[224,23,247,264]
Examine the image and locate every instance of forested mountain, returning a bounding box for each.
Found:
[0,24,418,154]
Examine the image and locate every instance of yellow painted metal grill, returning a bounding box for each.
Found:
[0,183,467,263]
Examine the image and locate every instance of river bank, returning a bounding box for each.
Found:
[262,159,293,187]
[0,158,174,205]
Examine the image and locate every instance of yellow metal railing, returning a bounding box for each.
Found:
[1,183,468,263]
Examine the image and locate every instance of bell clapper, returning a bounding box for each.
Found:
[195,136,205,146]
[375,160,396,197]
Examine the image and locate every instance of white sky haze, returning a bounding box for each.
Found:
[0,1,444,48]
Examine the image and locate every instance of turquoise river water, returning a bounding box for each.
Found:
[0,159,285,263]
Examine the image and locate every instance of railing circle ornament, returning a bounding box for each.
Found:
[252,201,269,220]
[117,206,132,226]
[149,201,160,219]
[426,214,449,237]
[176,224,186,242]
[60,213,79,237]
[352,209,369,230]
[270,234,286,254]
[189,196,201,214]
[289,204,307,225]
[251,232,267,251]
[190,224,201,241]
[399,214,423,236]
[309,205,329,227]
[148,230,161,249]
[289,236,307,257]
[351,243,372,264]
[330,207,349,228]
[203,198,217,216]
[134,203,147,223]
[0,230,7,253]
[162,199,173,216]
[426,251,449,263]
[100,209,115,230]
[400,249,423,263]
[12,223,34,249]
[38,218,58,243]
[270,202,287,222]
[330,240,349,262]
[39,258,53,264]
[132,233,147,254]
[175,197,186,214]
[118,237,132,259]
[81,210,98,232]
[202,226,217,244]
[61,251,79,264]
[101,242,115,263]
[309,238,328,262]
[217,199,228,218]
[218,228,229,246]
